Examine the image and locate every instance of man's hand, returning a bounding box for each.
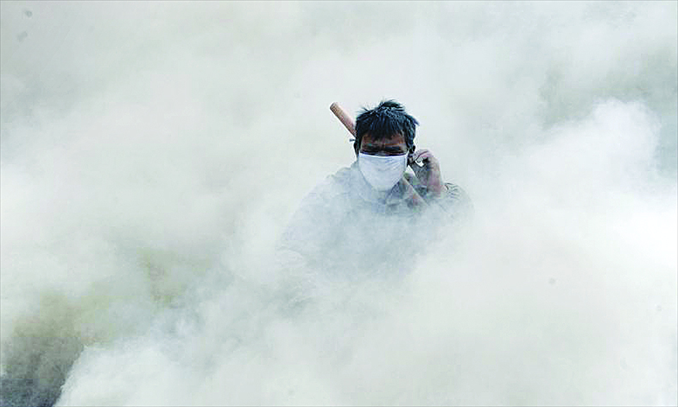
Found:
[409,149,444,198]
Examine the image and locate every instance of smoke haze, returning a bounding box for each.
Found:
[1,1,676,405]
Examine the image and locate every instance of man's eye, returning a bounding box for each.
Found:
[362,149,404,156]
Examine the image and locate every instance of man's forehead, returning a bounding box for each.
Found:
[362,133,406,145]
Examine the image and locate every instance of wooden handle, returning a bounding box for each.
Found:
[329,102,356,136]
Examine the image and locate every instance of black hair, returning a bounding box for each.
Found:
[354,99,419,155]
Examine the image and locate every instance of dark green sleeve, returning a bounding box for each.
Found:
[431,183,474,225]
[402,172,473,224]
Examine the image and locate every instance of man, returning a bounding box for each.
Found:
[278,100,472,279]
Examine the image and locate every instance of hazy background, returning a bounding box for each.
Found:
[1,1,676,406]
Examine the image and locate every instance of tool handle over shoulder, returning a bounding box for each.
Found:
[330,102,356,137]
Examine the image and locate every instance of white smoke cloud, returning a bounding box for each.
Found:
[1,1,676,406]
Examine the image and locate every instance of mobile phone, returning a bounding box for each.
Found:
[409,153,423,168]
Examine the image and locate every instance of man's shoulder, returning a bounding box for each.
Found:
[328,165,354,186]
[444,183,472,204]
[301,165,355,205]
[438,182,474,222]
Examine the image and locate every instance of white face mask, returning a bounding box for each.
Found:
[358,152,408,191]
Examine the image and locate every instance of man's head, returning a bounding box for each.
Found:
[354,100,419,157]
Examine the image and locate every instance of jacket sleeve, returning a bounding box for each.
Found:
[403,172,473,226]
[436,182,474,224]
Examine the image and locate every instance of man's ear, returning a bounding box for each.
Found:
[408,145,416,164]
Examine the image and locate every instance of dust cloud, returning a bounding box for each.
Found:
[1,1,676,406]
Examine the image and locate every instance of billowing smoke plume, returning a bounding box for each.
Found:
[1,2,676,406]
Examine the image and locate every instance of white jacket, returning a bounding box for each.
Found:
[277,161,472,279]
